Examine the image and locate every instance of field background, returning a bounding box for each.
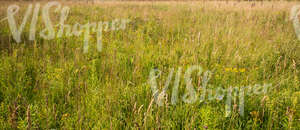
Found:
[0,1,299,129]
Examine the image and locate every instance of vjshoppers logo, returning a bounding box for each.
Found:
[0,1,130,53]
[291,5,300,40]
[148,65,271,117]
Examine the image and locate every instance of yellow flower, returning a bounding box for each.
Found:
[225,68,231,72]
[233,68,238,72]
[239,68,246,72]
[62,113,69,120]
[250,111,258,118]
[225,67,245,72]
[63,113,69,117]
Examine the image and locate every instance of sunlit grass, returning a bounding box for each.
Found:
[0,1,299,129]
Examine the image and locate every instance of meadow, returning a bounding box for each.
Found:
[0,1,299,129]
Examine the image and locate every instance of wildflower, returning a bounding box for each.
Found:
[62,113,69,120]
[239,68,246,72]
[225,68,231,72]
[233,68,238,72]
[225,67,246,73]
[250,111,258,118]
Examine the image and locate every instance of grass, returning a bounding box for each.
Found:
[0,1,299,129]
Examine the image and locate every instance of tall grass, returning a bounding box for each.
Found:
[0,1,299,129]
